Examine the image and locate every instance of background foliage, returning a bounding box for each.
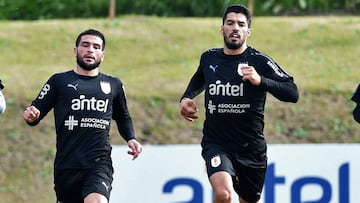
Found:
[0,11,360,203]
[0,0,359,20]
[1,1,360,202]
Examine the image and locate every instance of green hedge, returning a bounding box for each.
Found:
[0,0,359,20]
[0,0,109,20]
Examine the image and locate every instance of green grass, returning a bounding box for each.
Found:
[1,15,360,202]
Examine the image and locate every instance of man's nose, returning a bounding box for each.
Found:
[87,46,95,53]
[233,24,240,31]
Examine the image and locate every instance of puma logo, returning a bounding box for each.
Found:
[209,65,218,72]
[67,83,78,91]
[102,181,110,192]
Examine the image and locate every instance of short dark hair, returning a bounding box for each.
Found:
[222,4,252,28]
[75,29,106,50]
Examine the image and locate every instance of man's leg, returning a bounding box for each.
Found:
[83,157,113,203]
[210,171,234,203]
[84,192,108,203]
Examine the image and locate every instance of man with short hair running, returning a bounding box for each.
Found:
[23,29,142,203]
[179,5,299,203]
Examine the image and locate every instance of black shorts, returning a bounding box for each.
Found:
[54,158,114,203]
[201,144,267,202]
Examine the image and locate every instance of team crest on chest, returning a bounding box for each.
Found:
[237,62,248,76]
[100,81,111,94]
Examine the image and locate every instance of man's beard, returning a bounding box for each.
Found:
[223,36,243,50]
[76,55,101,71]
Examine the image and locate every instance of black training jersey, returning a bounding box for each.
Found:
[351,83,360,104]
[181,47,299,153]
[29,70,135,171]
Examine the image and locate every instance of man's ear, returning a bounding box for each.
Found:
[247,28,251,37]
[101,52,105,62]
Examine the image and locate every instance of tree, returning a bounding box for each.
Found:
[248,0,255,15]
[109,0,116,20]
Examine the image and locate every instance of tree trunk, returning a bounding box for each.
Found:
[248,0,255,15]
[109,0,116,21]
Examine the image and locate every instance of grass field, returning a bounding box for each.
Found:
[1,15,360,202]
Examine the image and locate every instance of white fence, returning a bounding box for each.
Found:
[110,144,360,203]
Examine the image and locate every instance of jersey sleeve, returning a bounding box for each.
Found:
[351,84,360,104]
[257,56,299,103]
[112,78,136,141]
[180,54,206,101]
[0,90,5,114]
[28,75,58,126]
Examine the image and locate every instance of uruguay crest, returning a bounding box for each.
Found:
[100,81,111,94]
[211,155,221,168]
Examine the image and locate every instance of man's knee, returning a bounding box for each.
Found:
[84,192,108,203]
[213,185,233,201]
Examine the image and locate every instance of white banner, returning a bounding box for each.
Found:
[110,144,360,203]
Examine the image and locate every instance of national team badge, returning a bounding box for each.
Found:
[211,155,221,168]
[100,81,111,94]
[237,62,248,76]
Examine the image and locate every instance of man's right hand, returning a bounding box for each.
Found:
[23,106,40,123]
[180,98,198,122]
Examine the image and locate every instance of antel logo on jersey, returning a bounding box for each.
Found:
[209,80,244,97]
[71,95,109,112]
